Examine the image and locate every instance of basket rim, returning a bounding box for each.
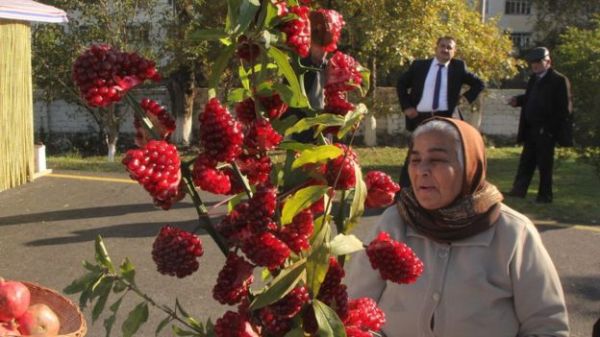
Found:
[20,280,87,337]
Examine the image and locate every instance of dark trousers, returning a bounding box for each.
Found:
[511,127,556,200]
[399,111,450,188]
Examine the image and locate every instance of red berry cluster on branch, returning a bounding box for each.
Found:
[72,44,160,108]
[279,5,311,57]
[344,297,386,335]
[365,171,401,208]
[151,226,204,278]
[122,140,183,210]
[326,143,358,190]
[213,253,255,305]
[367,231,424,284]
[309,9,345,52]
[134,98,176,147]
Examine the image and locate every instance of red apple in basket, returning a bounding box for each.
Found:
[0,278,31,321]
[0,320,20,337]
[17,304,60,337]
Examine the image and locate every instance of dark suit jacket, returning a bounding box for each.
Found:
[515,68,573,146]
[396,58,485,131]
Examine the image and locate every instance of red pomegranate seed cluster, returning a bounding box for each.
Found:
[259,286,309,336]
[310,9,345,52]
[213,253,255,305]
[365,171,401,208]
[326,143,358,190]
[258,93,288,120]
[72,44,160,108]
[279,210,314,253]
[151,226,203,278]
[200,98,244,163]
[344,297,386,333]
[236,35,261,63]
[235,154,272,186]
[214,311,259,337]
[235,97,257,124]
[366,231,424,284]
[122,140,182,210]
[244,119,283,155]
[279,6,311,57]
[134,98,176,147]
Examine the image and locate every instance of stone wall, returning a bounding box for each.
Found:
[33,87,524,140]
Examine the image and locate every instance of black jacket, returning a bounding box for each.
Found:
[396,58,484,130]
[515,68,573,146]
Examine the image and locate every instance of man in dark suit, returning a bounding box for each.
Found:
[396,36,485,187]
[506,47,573,203]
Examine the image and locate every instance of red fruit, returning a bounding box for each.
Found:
[0,278,30,321]
[317,257,345,304]
[279,210,314,253]
[17,303,60,337]
[244,119,283,155]
[199,98,244,163]
[259,286,309,336]
[0,320,20,337]
[216,202,253,247]
[122,140,182,210]
[326,144,358,190]
[234,97,256,124]
[366,231,424,284]
[309,9,345,52]
[134,98,176,147]
[279,6,311,57]
[325,89,354,116]
[345,325,372,337]
[235,154,272,186]
[242,232,290,269]
[326,51,363,92]
[213,253,254,305]
[344,297,385,332]
[257,93,288,120]
[236,36,260,63]
[214,311,259,337]
[364,171,401,208]
[192,154,232,195]
[151,226,204,278]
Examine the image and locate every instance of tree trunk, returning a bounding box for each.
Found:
[364,56,378,146]
[167,66,196,146]
[103,105,120,162]
[470,94,484,130]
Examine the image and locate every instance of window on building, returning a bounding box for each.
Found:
[505,0,532,15]
[126,23,151,44]
[511,32,532,49]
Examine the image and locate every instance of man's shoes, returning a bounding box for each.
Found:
[504,189,526,198]
[535,195,553,204]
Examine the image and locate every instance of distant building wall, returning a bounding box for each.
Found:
[33,87,523,141]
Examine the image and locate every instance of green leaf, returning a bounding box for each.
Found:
[271,115,299,136]
[262,0,279,27]
[268,47,308,108]
[95,236,115,273]
[237,0,261,34]
[120,258,136,285]
[172,325,199,336]
[250,259,306,310]
[92,277,113,323]
[292,145,343,169]
[345,163,367,234]
[306,245,330,297]
[122,302,149,337]
[285,114,345,136]
[313,300,347,337]
[208,44,236,91]
[175,299,204,331]
[281,185,329,225]
[284,327,306,337]
[328,234,364,256]
[155,315,173,337]
[273,82,306,108]
[357,64,371,97]
[64,270,101,294]
[188,28,229,42]
[103,297,123,337]
[277,140,315,152]
[337,103,368,139]
[225,0,242,33]
[238,66,251,91]
[228,88,250,105]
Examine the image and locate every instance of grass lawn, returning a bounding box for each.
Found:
[48,146,600,225]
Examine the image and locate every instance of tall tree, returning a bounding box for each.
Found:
[32,0,160,160]
[531,0,600,49]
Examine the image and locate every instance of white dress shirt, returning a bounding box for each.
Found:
[417,58,450,112]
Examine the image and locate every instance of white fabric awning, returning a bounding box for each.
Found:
[0,0,67,23]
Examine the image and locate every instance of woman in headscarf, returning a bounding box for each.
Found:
[346,117,569,337]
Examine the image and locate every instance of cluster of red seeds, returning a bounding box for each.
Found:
[367,231,424,284]
[122,140,183,210]
[72,44,160,108]
[236,35,261,63]
[344,297,386,333]
[214,311,258,337]
[244,119,283,155]
[279,5,311,57]
[134,98,176,147]
[278,210,314,253]
[151,226,203,278]
[213,253,255,305]
[364,171,401,208]
[326,143,358,190]
[259,286,310,336]
[199,98,244,163]
[310,9,345,52]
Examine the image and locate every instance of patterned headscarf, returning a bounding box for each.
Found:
[397,117,504,242]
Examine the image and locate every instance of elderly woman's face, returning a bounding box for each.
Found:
[409,130,464,210]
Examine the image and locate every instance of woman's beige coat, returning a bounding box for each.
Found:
[346,203,569,337]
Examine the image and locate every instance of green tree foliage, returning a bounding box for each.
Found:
[553,15,600,174]
[317,0,518,86]
[531,0,600,49]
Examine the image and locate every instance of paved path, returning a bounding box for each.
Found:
[0,171,598,337]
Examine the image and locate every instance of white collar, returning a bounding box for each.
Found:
[433,57,451,67]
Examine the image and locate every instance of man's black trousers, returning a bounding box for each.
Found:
[512,127,556,200]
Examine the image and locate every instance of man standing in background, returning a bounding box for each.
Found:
[506,47,573,203]
[396,36,485,187]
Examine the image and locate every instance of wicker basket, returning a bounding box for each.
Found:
[22,281,87,337]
